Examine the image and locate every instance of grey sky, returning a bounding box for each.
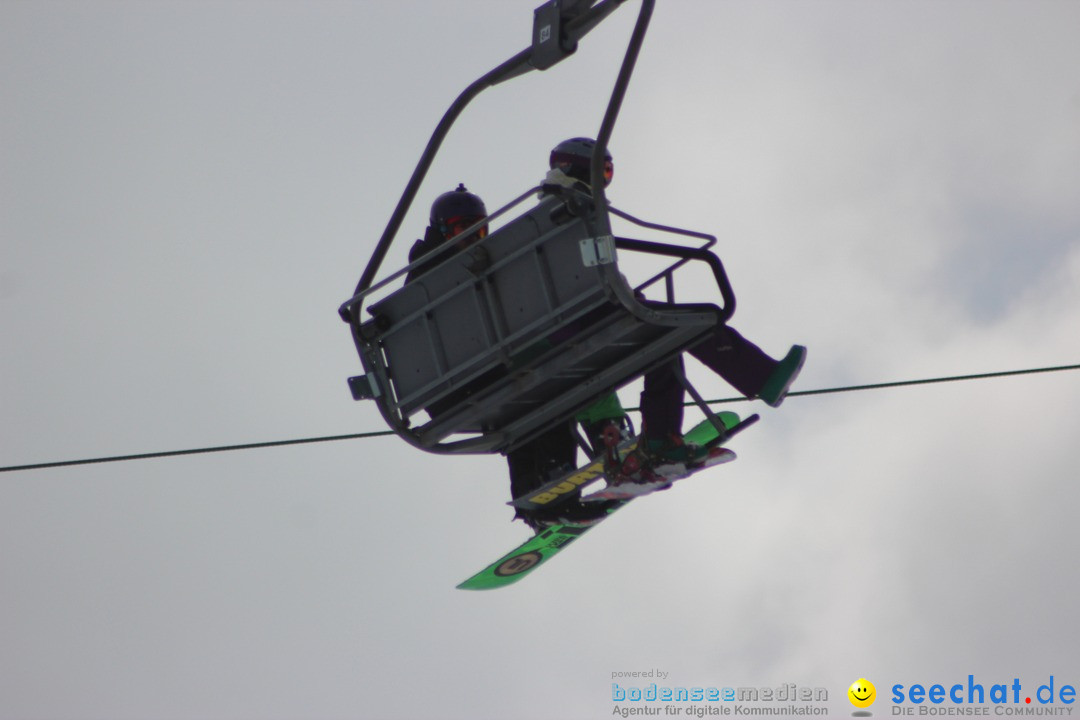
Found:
[2,1,1079,719]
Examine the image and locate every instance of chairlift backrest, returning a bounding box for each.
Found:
[368,193,606,416]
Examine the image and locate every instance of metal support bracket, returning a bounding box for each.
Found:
[580,234,616,266]
[348,374,382,401]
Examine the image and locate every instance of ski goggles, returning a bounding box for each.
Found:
[445,215,489,243]
[552,156,614,187]
[601,159,614,185]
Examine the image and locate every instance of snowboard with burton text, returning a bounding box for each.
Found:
[456,412,756,590]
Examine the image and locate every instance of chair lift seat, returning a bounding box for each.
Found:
[351,189,732,455]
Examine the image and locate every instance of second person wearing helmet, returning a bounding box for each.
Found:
[547,136,614,191]
[508,139,629,529]
[542,137,806,479]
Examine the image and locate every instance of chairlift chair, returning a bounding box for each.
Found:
[340,0,737,455]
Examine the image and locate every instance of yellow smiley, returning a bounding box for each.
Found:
[848,679,876,708]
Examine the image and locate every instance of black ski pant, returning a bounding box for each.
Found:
[507,423,578,503]
[639,324,778,440]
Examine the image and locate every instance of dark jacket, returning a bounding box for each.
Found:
[405,225,448,283]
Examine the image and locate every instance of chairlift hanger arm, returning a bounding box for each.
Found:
[590,0,653,229]
[341,0,663,457]
[350,0,631,304]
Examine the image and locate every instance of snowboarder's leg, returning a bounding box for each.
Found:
[509,424,612,530]
[640,358,685,440]
[624,357,710,475]
[687,326,805,407]
[508,424,577,503]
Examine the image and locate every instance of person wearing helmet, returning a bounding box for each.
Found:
[546,138,631,469]
[401,184,495,423]
[401,182,613,530]
[406,183,489,282]
[508,139,632,531]
[539,137,806,482]
[546,136,614,190]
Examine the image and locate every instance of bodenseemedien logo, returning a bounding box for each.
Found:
[609,678,831,716]
[848,678,877,716]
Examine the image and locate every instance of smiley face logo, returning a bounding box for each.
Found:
[848,678,876,709]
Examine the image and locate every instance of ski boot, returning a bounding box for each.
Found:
[582,415,632,458]
[759,345,807,408]
[586,430,706,501]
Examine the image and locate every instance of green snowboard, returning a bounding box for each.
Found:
[457,412,754,591]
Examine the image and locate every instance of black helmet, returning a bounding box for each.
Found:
[430,183,488,243]
[549,137,613,187]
